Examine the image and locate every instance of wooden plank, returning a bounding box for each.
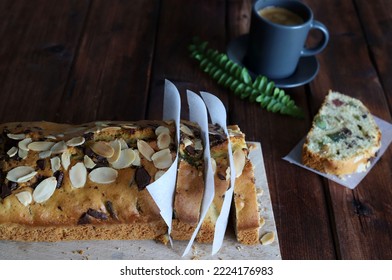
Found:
[55,0,160,123]
[305,0,392,259]
[226,0,336,259]
[355,0,392,114]
[147,0,228,120]
[0,0,90,122]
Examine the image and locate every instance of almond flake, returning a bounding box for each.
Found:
[154,170,165,181]
[155,126,170,136]
[69,162,87,188]
[108,139,121,163]
[7,133,26,140]
[118,138,128,150]
[151,148,173,169]
[17,171,38,183]
[18,148,28,159]
[101,126,121,133]
[260,232,275,245]
[137,140,154,161]
[27,141,55,152]
[66,136,85,147]
[90,141,114,158]
[89,167,118,184]
[157,132,171,150]
[61,150,71,170]
[233,149,246,178]
[121,124,138,130]
[183,138,193,147]
[39,150,52,159]
[6,166,36,183]
[15,191,32,206]
[111,148,135,169]
[226,166,231,181]
[7,147,18,157]
[50,141,67,154]
[33,176,57,203]
[180,124,194,136]
[211,158,217,174]
[194,139,203,151]
[83,155,96,169]
[228,128,243,137]
[18,138,32,151]
[132,150,141,166]
[45,135,57,140]
[50,156,61,173]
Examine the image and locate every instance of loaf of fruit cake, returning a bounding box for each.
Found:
[302,90,381,176]
[0,120,176,241]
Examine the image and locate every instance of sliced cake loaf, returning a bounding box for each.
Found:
[171,120,205,240]
[302,90,381,176]
[0,120,261,245]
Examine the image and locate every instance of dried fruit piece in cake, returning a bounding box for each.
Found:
[302,91,381,176]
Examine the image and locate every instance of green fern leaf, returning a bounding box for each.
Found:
[189,37,304,118]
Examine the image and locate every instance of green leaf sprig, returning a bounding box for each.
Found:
[188,37,304,118]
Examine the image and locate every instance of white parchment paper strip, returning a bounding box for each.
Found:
[283,116,392,189]
[182,90,215,256]
[200,92,236,255]
[146,80,181,241]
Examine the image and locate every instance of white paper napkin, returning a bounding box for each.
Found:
[283,116,392,189]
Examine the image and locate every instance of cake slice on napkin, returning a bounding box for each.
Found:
[302,90,381,176]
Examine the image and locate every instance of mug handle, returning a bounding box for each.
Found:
[301,20,329,56]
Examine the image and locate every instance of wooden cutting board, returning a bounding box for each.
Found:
[0,142,281,260]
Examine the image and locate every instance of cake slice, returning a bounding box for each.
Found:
[171,120,205,240]
[302,90,381,176]
[195,124,230,243]
[196,124,260,245]
[229,126,260,245]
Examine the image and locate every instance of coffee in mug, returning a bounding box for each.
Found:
[258,6,304,26]
[244,0,329,79]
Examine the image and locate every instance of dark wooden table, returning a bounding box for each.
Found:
[0,0,391,259]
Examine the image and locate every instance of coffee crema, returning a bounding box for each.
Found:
[258,6,304,26]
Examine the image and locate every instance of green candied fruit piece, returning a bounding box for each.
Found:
[314,116,327,129]
[327,128,352,142]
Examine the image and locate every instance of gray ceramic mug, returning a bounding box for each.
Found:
[243,0,329,79]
